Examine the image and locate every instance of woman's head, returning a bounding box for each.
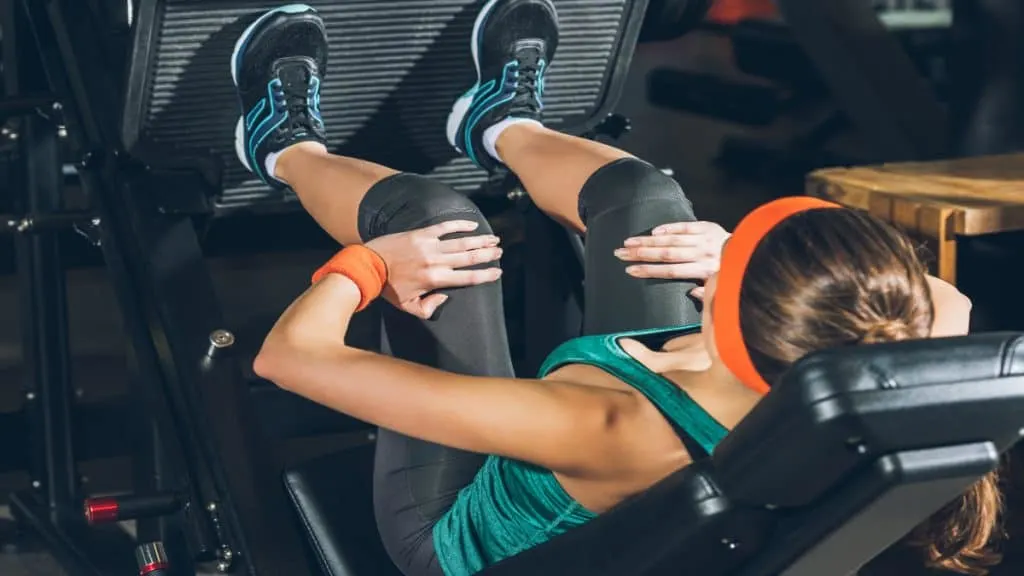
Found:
[705,201,1003,574]
[737,207,933,384]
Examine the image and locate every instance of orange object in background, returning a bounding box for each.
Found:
[707,0,779,24]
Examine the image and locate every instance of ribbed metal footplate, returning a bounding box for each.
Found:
[123,0,646,213]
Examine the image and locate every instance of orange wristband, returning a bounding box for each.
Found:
[312,245,388,312]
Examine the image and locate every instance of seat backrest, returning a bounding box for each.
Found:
[714,332,1024,507]
[122,0,650,214]
[482,333,1024,576]
[284,442,403,576]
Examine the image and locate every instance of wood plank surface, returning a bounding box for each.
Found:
[808,154,1024,236]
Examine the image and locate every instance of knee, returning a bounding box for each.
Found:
[359,173,490,240]
[577,158,695,226]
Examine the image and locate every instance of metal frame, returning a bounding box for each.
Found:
[2,2,138,573]
[9,0,313,573]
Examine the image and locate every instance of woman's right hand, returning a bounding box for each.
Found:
[364,220,503,319]
[614,221,731,300]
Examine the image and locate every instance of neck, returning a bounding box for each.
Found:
[707,358,738,386]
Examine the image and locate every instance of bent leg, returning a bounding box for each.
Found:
[356,176,514,575]
[278,144,509,574]
[440,0,697,336]
[576,159,701,334]
[494,126,700,334]
[276,142,398,246]
[496,123,629,233]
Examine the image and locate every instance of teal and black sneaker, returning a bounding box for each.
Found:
[231,4,328,188]
[446,0,559,172]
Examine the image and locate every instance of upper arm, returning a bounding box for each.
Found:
[926,275,972,337]
[255,342,646,478]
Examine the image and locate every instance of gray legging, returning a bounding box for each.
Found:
[358,158,700,575]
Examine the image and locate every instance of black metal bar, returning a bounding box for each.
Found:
[775,0,949,161]
[9,491,140,576]
[24,0,313,572]
[0,93,56,116]
[84,492,182,526]
[2,210,97,234]
[2,0,19,94]
[14,90,78,523]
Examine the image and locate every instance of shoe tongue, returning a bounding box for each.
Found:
[513,39,546,64]
[275,56,316,87]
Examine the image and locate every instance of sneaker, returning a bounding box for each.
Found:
[446,0,559,172]
[231,4,328,188]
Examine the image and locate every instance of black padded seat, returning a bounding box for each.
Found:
[284,442,402,576]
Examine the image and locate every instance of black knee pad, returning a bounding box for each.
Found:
[358,173,491,241]
[577,158,694,227]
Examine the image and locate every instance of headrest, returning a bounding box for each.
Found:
[713,333,1024,507]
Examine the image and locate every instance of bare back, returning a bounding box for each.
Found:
[545,332,761,512]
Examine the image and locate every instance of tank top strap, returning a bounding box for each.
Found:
[539,325,729,457]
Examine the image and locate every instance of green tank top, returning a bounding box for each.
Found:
[432,325,730,576]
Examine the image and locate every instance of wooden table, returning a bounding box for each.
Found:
[807,154,1024,285]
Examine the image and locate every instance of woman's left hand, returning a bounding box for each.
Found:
[614,221,730,300]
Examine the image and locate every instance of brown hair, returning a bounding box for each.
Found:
[736,207,1004,575]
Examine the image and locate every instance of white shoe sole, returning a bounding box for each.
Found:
[231,3,317,172]
[445,0,503,150]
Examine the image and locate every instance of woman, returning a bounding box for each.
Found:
[233,2,1000,575]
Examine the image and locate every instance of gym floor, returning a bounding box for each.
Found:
[0,33,839,575]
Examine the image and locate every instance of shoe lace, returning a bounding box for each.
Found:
[273,65,319,136]
[513,53,544,112]
[285,93,314,134]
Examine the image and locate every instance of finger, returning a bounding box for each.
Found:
[417,293,450,319]
[614,246,702,263]
[427,267,503,289]
[418,220,480,238]
[689,286,706,301]
[438,234,500,253]
[625,262,716,280]
[441,247,503,269]
[622,235,702,248]
[652,221,715,236]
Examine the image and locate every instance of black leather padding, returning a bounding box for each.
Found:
[714,333,1024,507]
[283,442,402,576]
[482,333,1024,576]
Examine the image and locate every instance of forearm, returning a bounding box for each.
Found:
[259,340,636,475]
[254,273,488,444]
[253,274,430,429]
[261,274,362,350]
[254,280,637,473]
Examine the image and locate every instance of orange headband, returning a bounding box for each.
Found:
[712,197,841,395]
